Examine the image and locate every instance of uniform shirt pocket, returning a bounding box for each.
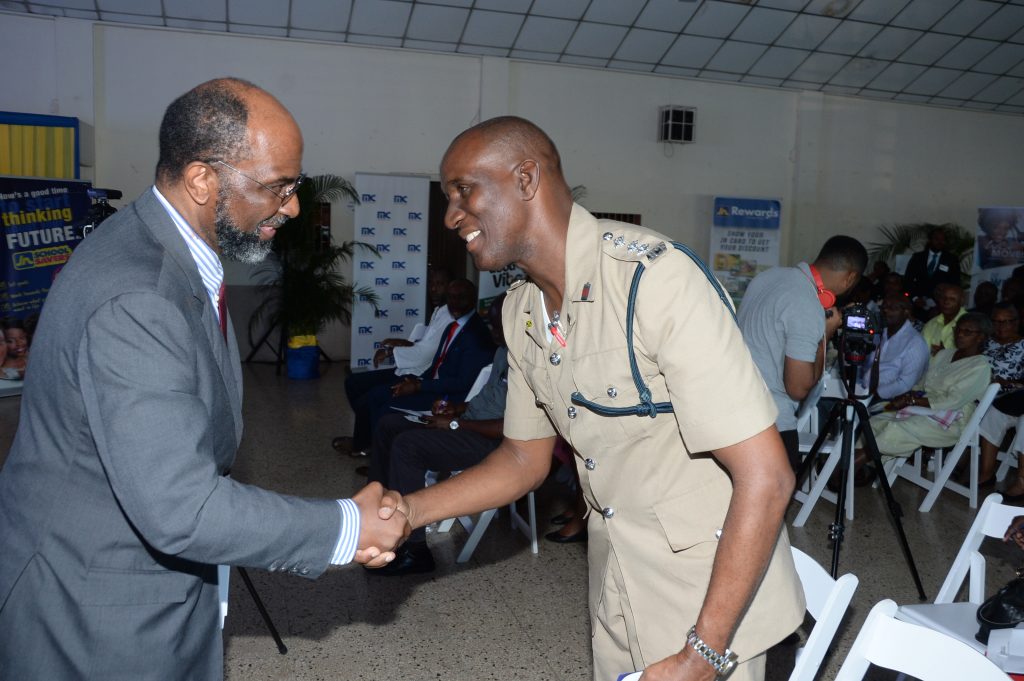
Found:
[652,483,730,552]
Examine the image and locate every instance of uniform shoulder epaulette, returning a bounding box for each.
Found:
[599,227,672,266]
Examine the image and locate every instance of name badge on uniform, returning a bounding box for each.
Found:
[938,264,949,272]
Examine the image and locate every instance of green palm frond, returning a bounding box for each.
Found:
[867,222,975,288]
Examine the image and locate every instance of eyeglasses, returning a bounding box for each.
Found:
[210,159,305,205]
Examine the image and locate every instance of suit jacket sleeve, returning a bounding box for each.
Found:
[78,292,342,577]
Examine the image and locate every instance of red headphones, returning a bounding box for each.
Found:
[808,265,836,309]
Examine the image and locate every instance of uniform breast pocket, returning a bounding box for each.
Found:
[519,356,556,410]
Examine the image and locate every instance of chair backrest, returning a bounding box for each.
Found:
[935,492,1023,603]
[789,547,859,681]
[949,382,1001,459]
[834,599,1008,680]
[795,377,825,433]
[464,364,492,404]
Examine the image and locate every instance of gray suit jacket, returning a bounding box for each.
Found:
[0,189,341,680]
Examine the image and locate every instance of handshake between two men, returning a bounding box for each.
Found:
[351,482,415,567]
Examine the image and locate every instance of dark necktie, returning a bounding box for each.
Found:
[218,281,228,340]
[927,252,939,276]
[430,321,460,378]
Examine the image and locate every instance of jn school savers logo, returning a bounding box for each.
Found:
[13,245,73,270]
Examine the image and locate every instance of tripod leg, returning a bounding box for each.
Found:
[828,406,857,578]
[236,567,288,654]
[852,402,928,601]
[792,403,847,528]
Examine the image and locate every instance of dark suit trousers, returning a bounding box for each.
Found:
[363,384,467,455]
[370,413,500,544]
[346,368,402,450]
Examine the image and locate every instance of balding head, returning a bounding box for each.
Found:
[444,116,565,181]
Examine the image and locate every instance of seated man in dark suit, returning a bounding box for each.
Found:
[351,278,494,452]
[904,225,962,321]
[366,295,508,575]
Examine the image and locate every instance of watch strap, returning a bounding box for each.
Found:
[685,626,738,678]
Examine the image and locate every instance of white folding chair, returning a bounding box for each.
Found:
[218,564,230,629]
[895,492,1022,652]
[788,547,859,681]
[435,491,538,563]
[884,383,1000,512]
[994,413,1024,482]
[834,599,1008,680]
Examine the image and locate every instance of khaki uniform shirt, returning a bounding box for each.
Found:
[503,205,804,664]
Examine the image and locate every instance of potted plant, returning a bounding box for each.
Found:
[867,222,975,288]
[249,174,378,378]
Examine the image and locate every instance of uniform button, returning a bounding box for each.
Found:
[715,528,723,539]
[602,231,614,241]
[607,387,617,398]
[567,406,577,419]
[584,458,596,470]
[269,561,281,571]
[549,353,561,366]
[300,567,310,575]
[601,507,615,519]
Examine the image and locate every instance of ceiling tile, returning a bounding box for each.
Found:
[973,42,1024,74]
[929,97,966,107]
[422,0,471,5]
[821,84,861,96]
[403,38,457,52]
[167,18,228,31]
[653,65,700,78]
[347,33,402,47]
[565,22,628,58]
[614,28,676,63]
[684,1,751,39]
[973,4,1024,41]
[705,41,766,74]
[730,7,797,45]
[1015,25,1024,45]
[660,34,723,69]
[530,0,589,21]
[103,12,164,25]
[781,79,823,90]
[964,101,998,110]
[583,0,645,26]
[975,75,1024,102]
[348,0,409,37]
[474,0,531,11]
[803,0,862,17]
[868,62,927,90]
[607,60,656,73]
[932,0,998,35]
[903,67,962,95]
[850,0,911,24]
[938,71,998,99]
[700,70,744,82]
[559,54,608,67]
[163,0,225,22]
[634,0,699,33]
[756,0,812,10]
[775,14,840,50]
[859,88,897,99]
[828,57,887,87]
[742,75,785,86]
[290,0,350,32]
[513,16,576,53]
[816,20,880,55]
[749,45,811,78]
[63,8,99,19]
[891,0,959,30]
[97,0,161,13]
[900,32,960,65]
[934,37,998,70]
[1004,87,1024,106]
[229,0,287,27]
[995,104,1024,112]
[1010,60,1024,77]
[509,49,559,62]
[289,28,347,42]
[457,44,510,56]
[859,26,923,60]
[31,0,93,9]
[406,4,468,42]
[786,51,849,82]
[461,9,524,48]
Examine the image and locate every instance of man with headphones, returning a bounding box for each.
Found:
[738,236,868,469]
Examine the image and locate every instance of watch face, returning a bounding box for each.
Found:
[449,420,458,430]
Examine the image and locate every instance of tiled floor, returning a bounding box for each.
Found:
[0,363,1019,680]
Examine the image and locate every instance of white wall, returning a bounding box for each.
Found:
[2,11,1023,354]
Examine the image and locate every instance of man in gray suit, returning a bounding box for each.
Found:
[0,78,408,679]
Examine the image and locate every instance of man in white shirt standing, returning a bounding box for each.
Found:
[861,294,930,401]
[336,267,452,456]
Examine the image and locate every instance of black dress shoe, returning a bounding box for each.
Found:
[544,528,588,544]
[366,544,435,576]
[331,436,351,453]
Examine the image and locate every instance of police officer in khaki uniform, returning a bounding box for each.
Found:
[381,116,804,681]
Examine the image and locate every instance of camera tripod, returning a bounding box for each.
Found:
[794,361,927,600]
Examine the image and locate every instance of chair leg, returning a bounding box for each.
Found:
[455,509,498,563]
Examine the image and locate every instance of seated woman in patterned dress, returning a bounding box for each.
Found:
[977,303,1024,497]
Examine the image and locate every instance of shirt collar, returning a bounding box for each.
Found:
[151,186,224,304]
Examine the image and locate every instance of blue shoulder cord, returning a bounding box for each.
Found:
[569,241,736,419]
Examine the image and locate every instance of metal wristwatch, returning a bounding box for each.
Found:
[448,419,460,430]
[685,626,738,679]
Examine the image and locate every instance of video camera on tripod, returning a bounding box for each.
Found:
[837,302,878,366]
[80,187,122,237]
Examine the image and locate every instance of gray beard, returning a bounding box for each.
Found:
[214,187,279,264]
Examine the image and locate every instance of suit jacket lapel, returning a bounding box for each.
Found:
[133,190,243,443]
